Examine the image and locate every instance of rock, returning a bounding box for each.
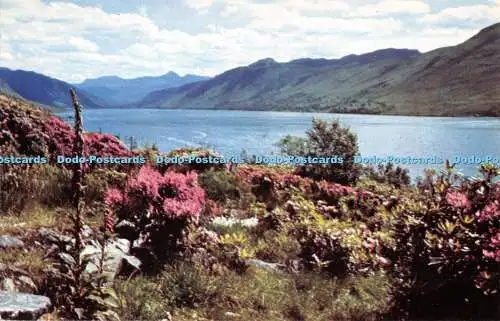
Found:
[0,291,51,320]
[114,220,137,240]
[0,235,24,249]
[38,228,71,244]
[38,225,92,244]
[247,259,285,273]
[82,238,136,282]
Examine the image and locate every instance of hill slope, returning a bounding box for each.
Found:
[370,23,500,116]
[77,72,210,106]
[139,23,500,116]
[0,68,103,109]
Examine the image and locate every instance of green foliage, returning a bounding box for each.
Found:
[387,164,500,320]
[277,119,360,185]
[159,262,219,308]
[275,135,308,156]
[112,277,171,320]
[0,165,42,214]
[199,169,240,202]
[253,229,301,263]
[360,162,411,188]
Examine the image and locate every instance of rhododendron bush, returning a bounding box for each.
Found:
[0,97,51,156]
[389,164,500,319]
[44,116,131,159]
[105,166,208,270]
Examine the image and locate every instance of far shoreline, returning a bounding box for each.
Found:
[55,106,500,119]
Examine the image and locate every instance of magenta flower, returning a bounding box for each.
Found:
[106,166,206,220]
[104,188,124,206]
[126,166,163,199]
[476,201,499,222]
[446,191,471,210]
[43,116,132,158]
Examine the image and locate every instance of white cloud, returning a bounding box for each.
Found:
[420,2,500,23]
[184,0,214,10]
[352,0,430,17]
[68,37,99,52]
[0,0,494,83]
[0,42,14,61]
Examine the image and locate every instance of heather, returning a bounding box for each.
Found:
[0,93,499,321]
[0,94,131,163]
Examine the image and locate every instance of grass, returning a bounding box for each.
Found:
[0,206,61,234]
[0,247,47,276]
[112,260,390,321]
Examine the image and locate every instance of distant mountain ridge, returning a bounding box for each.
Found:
[138,23,500,116]
[0,68,102,108]
[137,48,423,112]
[76,72,210,106]
[2,23,499,116]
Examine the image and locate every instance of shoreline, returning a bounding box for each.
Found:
[56,106,500,119]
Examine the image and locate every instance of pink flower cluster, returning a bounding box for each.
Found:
[44,116,75,155]
[84,132,132,157]
[44,116,131,158]
[483,232,500,262]
[106,166,206,220]
[315,180,355,198]
[476,201,499,223]
[445,191,472,210]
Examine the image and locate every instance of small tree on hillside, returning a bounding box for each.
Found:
[276,119,360,185]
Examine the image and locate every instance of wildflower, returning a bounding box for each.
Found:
[476,201,499,222]
[104,188,123,206]
[446,191,471,210]
[126,166,163,198]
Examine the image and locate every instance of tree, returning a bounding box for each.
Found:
[277,119,360,185]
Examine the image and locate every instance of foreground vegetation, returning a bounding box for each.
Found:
[0,93,498,320]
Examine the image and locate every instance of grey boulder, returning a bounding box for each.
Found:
[0,291,51,320]
[0,235,24,249]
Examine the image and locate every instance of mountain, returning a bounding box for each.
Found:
[139,23,500,116]
[0,68,102,109]
[368,23,500,116]
[77,72,210,106]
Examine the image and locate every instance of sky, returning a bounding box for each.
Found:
[0,0,499,83]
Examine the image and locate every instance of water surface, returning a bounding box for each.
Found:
[57,109,500,179]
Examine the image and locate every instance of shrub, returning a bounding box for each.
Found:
[0,98,51,157]
[388,164,500,319]
[105,166,208,270]
[291,213,391,277]
[236,166,312,209]
[276,119,360,185]
[44,115,132,162]
[159,147,225,173]
[199,169,240,202]
[360,162,411,188]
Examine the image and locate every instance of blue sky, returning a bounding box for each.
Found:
[1,0,498,83]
